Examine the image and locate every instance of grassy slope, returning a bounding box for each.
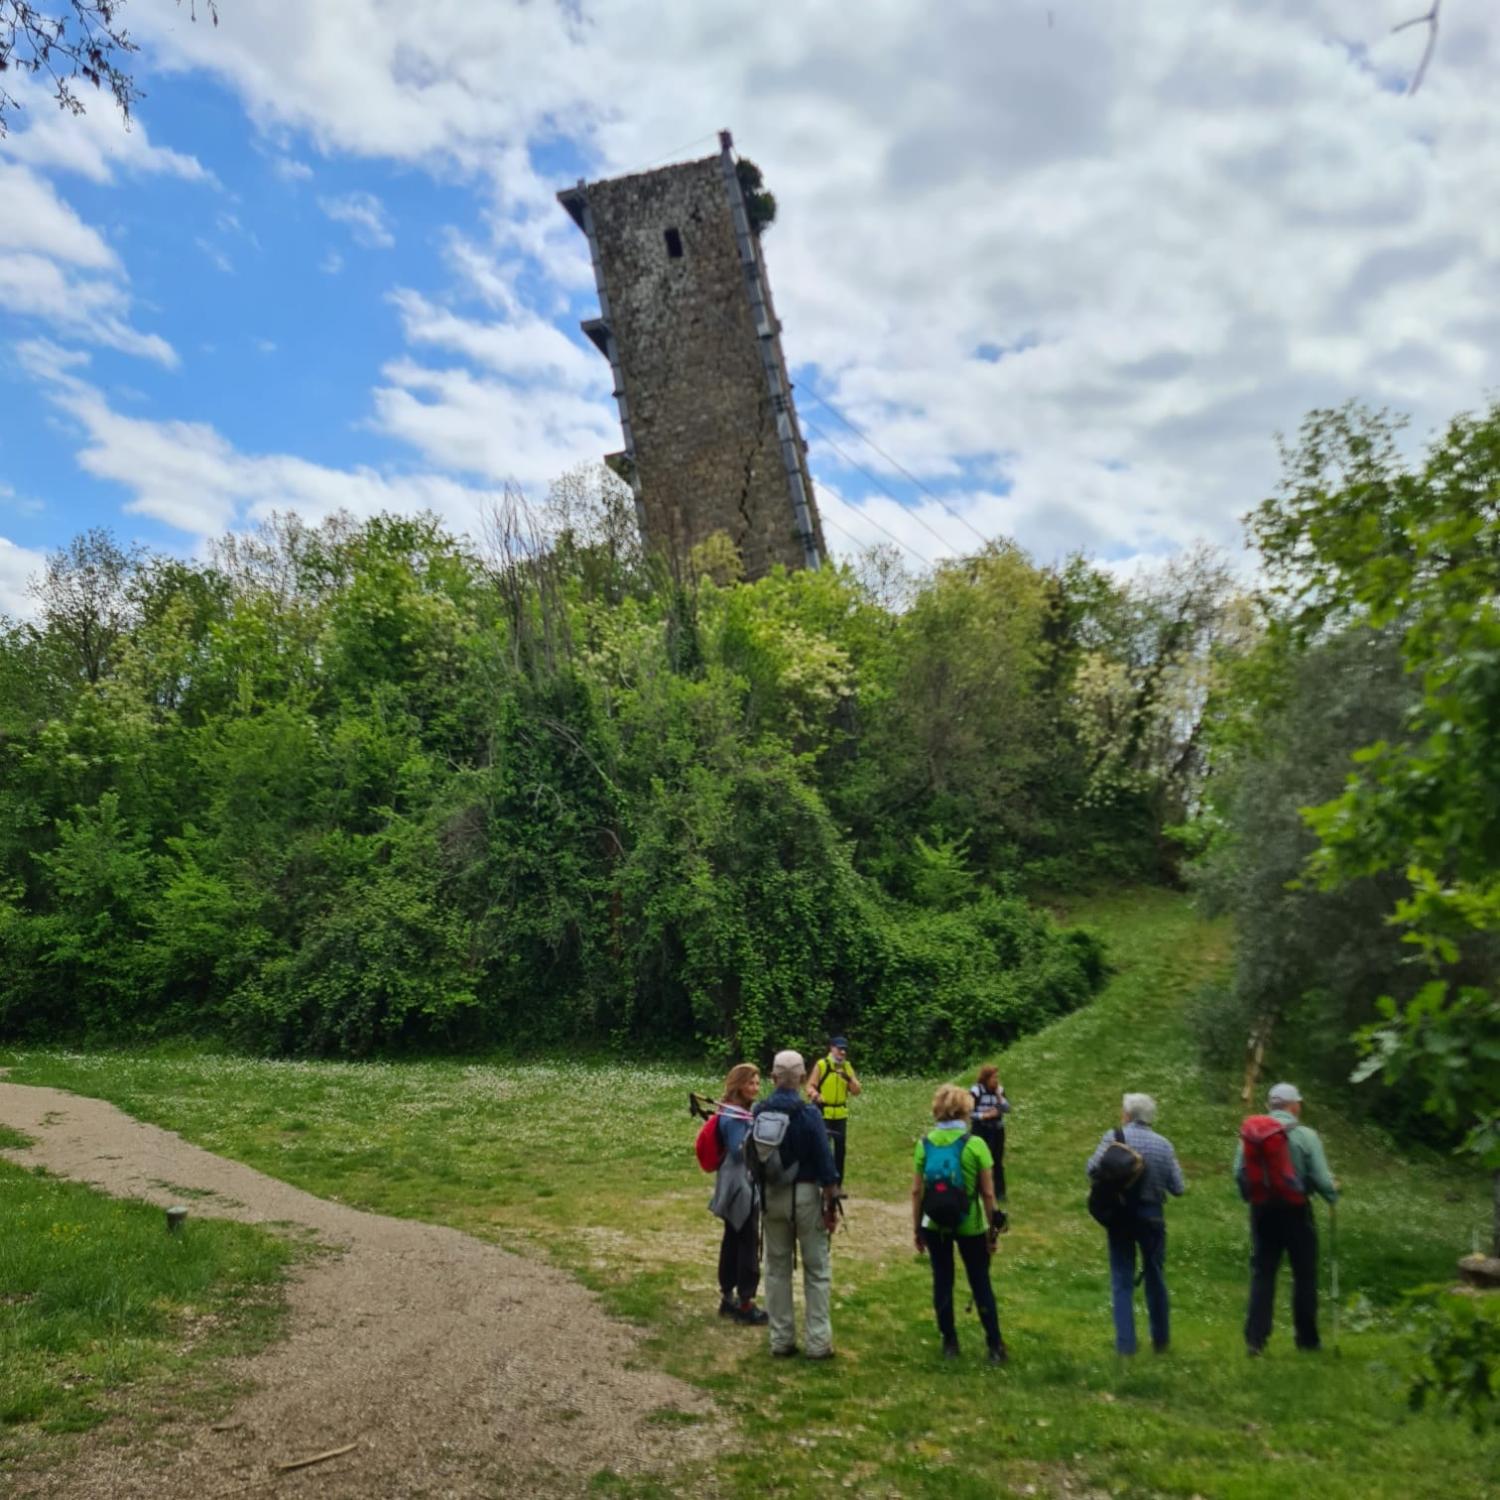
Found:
[0,1137,295,1472]
[1,889,1491,1498]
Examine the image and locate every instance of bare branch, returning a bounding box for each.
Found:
[1392,0,1441,96]
[0,1,218,134]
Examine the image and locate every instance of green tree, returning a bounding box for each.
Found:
[1190,625,1435,1102]
[1249,402,1500,1254]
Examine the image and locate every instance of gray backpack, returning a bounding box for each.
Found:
[749,1103,802,1190]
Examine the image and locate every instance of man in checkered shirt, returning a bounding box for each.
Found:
[1086,1092,1186,1355]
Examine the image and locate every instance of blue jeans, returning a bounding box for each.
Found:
[1106,1206,1168,1354]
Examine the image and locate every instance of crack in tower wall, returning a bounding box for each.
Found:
[559,141,824,581]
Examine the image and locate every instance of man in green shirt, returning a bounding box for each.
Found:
[1233,1081,1340,1354]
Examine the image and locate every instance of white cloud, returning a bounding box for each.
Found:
[19,340,511,544]
[272,155,314,182]
[389,288,603,390]
[1,74,212,185]
[0,246,177,365]
[0,481,44,518]
[319,248,345,275]
[195,237,235,274]
[0,162,117,269]
[371,356,618,495]
[0,158,177,364]
[0,536,46,620]
[30,0,1500,566]
[319,189,395,247]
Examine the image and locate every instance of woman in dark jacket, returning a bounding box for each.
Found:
[970,1064,1010,1207]
[712,1063,768,1324]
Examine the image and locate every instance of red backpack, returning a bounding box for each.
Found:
[1239,1116,1306,1205]
[695,1114,725,1173]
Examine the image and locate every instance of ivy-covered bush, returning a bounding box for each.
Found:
[0,494,1189,1063]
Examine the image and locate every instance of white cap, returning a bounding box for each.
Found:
[772,1049,805,1076]
[1268,1081,1303,1106]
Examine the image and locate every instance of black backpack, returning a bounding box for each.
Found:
[1087,1127,1144,1228]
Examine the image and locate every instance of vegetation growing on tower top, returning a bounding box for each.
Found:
[736,158,777,233]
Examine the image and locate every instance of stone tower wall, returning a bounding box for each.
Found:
[565,151,822,580]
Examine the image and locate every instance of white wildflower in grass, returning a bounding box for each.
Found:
[1,891,1494,1495]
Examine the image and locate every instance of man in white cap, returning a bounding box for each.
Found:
[1233,1082,1340,1354]
[753,1049,841,1359]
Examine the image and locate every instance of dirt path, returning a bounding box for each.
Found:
[0,1079,719,1499]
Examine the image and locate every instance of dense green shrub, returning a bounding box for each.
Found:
[0,502,1184,1064]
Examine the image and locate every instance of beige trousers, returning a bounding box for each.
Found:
[762,1182,832,1357]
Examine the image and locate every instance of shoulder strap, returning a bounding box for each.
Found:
[814,1057,829,1084]
[1114,1126,1126,1144]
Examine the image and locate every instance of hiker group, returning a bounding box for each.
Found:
[696,1040,1341,1364]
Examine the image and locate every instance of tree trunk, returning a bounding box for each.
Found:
[1241,1013,1274,1107]
[1492,1166,1499,1259]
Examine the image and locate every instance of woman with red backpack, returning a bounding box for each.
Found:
[702,1063,770,1325]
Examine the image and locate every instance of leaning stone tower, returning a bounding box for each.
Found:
[558,131,825,580]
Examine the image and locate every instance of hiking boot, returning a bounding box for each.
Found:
[771,1344,798,1358]
[1152,1341,1169,1355]
[987,1343,1009,1366]
[941,1338,961,1361]
[718,1298,737,1319]
[804,1348,835,1361]
[1246,1344,1264,1358]
[732,1301,769,1325]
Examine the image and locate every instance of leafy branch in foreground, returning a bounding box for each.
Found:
[1405,1289,1500,1433]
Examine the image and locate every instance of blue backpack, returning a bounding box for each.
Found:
[920,1130,971,1230]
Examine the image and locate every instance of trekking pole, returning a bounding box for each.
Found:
[1329,1201,1341,1357]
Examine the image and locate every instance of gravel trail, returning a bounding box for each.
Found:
[0,1079,718,1499]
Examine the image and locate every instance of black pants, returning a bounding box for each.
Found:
[824,1118,847,1184]
[1246,1202,1319,1351]
[928,1231,1002,1350]
[717,1206,760,1303]
[975,1123,1006,1200]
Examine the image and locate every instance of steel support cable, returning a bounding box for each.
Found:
[800,385,993,548]
[609,132,721,180]
[814,477,936,571]
[801,415,973,560]
[817,504,930,571]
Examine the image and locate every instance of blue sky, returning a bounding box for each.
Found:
[3,0,1497,614]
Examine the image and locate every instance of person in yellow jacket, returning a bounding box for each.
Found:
[808,1036,861,1185]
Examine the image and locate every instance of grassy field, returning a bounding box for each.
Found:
[0,1133,296,1468]
[1,889,1492,1498]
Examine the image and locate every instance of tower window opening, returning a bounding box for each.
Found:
[664,227,684,258]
